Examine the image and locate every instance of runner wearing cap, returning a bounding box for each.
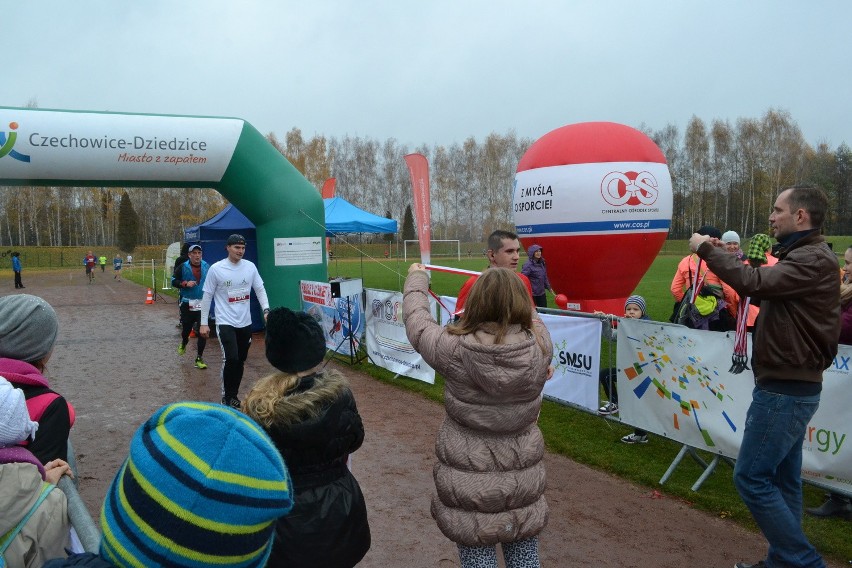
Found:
[199,234,270,407]
[173,244,210,369]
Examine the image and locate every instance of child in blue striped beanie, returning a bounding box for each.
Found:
[43,401,294,568]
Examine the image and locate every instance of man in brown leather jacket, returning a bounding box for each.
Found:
[690,185,840,568]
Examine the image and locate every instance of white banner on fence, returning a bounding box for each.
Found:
[440,296,601,410]
[617,318,852,496]
[300,280,364,356]
[365,289,436,384]
[540,313,601,411]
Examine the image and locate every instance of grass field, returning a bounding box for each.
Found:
[4,240,851,563]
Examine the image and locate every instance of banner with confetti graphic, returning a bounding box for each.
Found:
[617,318,852,497]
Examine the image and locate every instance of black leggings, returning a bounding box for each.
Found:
[179,302,206,357]
[216,324,253,400]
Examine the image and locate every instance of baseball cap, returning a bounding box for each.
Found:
[188,244,202,252]
[227,234,246,246]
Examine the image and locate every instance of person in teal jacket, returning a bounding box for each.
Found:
[172,244,209,369]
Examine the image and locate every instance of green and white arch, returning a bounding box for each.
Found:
[0,106,326,310]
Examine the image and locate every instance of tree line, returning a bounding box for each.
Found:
[1,107,848,248]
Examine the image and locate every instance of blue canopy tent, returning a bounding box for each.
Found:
[322,197,397,235]
[322,196,399,286]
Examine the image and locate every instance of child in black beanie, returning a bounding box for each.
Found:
[242,307,371,568]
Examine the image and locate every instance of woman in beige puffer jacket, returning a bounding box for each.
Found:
[403,265,553,568]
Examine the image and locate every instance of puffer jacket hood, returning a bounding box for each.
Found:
[251,369,371,568]
[0,357,51,389]
[526,244,543,258]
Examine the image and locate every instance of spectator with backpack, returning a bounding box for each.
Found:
[1,376,74,568]
[0,294,76,464]
[670,225,737,331]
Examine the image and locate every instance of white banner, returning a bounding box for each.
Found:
[440,296,601,410]
[0,109,242,182]
[513,161,672,238]
[617,318,852,496]
[300,280,364,356]
[365,289,435,384]
[540,312,602,411]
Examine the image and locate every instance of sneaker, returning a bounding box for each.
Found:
[734,562,766,568]
[598,402,619,415]
[177,344,186,355]
[221,396,241,409]
[194,357,208,370]
[621,433,648,444]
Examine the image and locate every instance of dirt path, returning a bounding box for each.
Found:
[10,269,842,567]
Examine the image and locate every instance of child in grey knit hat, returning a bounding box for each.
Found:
[0,294,76,464]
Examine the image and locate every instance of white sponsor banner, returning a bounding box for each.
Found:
[274,236,323,266]
[617,318,852,496]
[0,109,242,182]
[513,162,673,238]
[300,280,364,355]
[439,296,601,410]
[541,312,601,411]
[365,289,435,384]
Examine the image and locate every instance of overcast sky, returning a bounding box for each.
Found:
[5,1,850,150]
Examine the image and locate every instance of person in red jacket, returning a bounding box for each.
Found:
[455,230,533,317]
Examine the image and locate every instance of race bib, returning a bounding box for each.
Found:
[228,287,250,303]
[188,299,202,312]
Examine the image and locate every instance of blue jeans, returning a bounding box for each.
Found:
[733,386,824,568]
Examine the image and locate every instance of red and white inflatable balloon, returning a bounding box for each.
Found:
[514,122,672,314]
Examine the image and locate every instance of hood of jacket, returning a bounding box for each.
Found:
[0,357,51,389]
[526,244,543,259]
[268,370,350,427]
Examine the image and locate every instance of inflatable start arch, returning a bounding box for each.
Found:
[0,106,326,310]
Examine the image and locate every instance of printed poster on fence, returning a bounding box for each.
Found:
[540,312,601,411]
[365,289,435,384]
[300,280,364,356]
[440,296,601,410]
[617,318,852,496]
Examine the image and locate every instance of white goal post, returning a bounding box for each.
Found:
[403,240,461,261]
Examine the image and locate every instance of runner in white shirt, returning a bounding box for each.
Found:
[199,234,270,408]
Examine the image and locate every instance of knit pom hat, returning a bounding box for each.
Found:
[747,233,773,265]
[265,307,327,373]
[99,402,294,568]
[0,294,58,363]
[0,376,39,447]
[722,230,740,244]
[624,295,647,316]
[696,225,722,239]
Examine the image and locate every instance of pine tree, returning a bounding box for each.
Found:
[116,191,139,253]
[402,205,416,241]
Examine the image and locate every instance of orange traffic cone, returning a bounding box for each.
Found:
[145,288,154,304]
